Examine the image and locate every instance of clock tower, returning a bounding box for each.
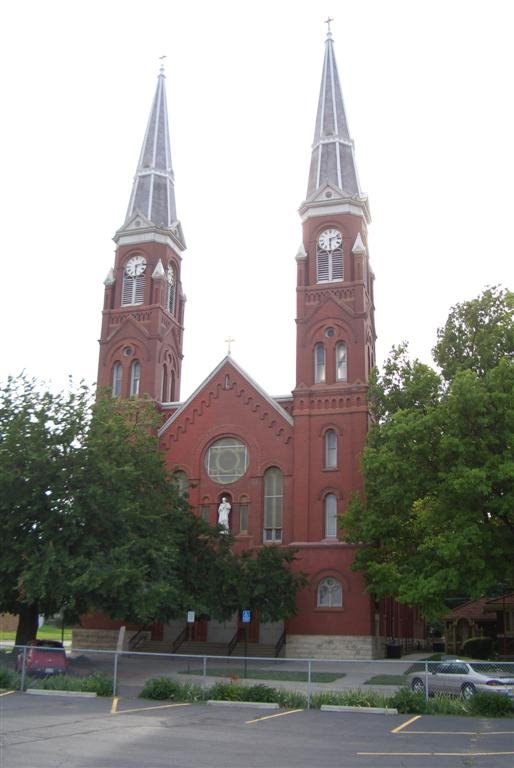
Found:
[285,27,377,648]
[97,65,186,403]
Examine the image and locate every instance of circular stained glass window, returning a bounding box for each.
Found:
[205,437,248,485]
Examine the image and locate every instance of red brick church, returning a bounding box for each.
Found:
[94,30,423,658]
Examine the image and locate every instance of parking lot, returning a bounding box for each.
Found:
[1,691,514,768]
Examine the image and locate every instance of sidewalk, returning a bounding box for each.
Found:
[112,651,431,698]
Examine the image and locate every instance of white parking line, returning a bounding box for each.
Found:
[112,702,191,715]
[246,709,304,724]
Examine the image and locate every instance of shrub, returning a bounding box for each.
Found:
[208,682,247,701]
[468,691,514,718]
[0,666,19,690]
[30,675,82,691]
[461,637,494,660]
[243,684,279,703]
[426,694,468,716]
[310,689,389,710]
[80,673,113,697]
[275,690,307,709]
[28,673,113,696]
[139,677,202,702]
[207,681,301,706]
[388,688,427,714]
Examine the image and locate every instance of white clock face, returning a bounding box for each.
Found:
[125,255,146,277]
[318,228,342,251]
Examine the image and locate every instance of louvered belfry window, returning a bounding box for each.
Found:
[316,244,343,282]
[121,260,147,305]
[166,263,175,315]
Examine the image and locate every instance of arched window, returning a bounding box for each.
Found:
[112,362,122,397]
[173,470,188,497]
[314,343,326,383]
[316,230,343,283]
[162,365,168,402]
[239,496,249,534]
[325,429,337,469]
[324,493,338,537]
[170,371,175,402]
[129,361,141,396]
[336,342,347,382]
[166,263,175,315]
[263,467,283,542]
[317,577,342,607]
[122,255,146,305]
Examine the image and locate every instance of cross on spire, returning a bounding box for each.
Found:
[324,17,334,36]
[225,336,235,355]
[159,54,166,74]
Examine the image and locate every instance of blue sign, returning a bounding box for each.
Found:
[241,610,251,623]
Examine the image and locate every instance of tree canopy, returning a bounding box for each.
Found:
[344,286,514,618]
[0,381,305,644]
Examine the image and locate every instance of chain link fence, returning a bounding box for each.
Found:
[1,643,513,708]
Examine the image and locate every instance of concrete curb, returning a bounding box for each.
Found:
[321,705,398,715]
[207,700,279,709]
[26,689,97,698]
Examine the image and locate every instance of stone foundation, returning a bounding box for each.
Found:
[285,634,385,660]
[0,613,19,632]
[72,628,145,651]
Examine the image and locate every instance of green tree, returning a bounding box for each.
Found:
[0,381,306,644]
[234,546,308,623]
[344,287,514,618]
[433,285,513,381]
[54,392,235,627]
[0,375,91,644]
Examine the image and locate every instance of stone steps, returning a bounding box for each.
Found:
[136,640,279,658]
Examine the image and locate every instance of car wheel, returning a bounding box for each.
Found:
[411,677,425,694]
[461,683,476,700]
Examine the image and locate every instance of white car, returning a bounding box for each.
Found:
[408,660,514,700]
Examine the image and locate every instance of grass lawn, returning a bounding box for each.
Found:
[364,674,407,686]
[0,626,72,643]
[179,667,344,683]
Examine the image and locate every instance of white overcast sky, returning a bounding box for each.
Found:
[1,0,513,400]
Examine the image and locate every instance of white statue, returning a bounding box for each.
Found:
[217,497,231,531]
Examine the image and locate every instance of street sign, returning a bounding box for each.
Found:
[187,611,195,624]
[241,610,251,623]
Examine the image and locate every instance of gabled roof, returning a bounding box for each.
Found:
[444,597,502,622]
[158,356,293,437]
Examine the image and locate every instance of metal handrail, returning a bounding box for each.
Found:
[227,627,243,656]
[274,630,286,657]
[128,625,151,651]
[172,625,188,653]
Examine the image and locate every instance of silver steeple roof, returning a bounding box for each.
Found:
[306,29,364,203]
[125,64,178,230]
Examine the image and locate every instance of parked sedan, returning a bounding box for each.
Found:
[16,640,67,676]
[409,660,514,699]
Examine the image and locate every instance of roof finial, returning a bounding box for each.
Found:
[324,17,334,38]
[159,54,166,75]
[225,336,235,355]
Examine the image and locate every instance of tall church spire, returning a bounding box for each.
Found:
[305,26,367,217]
[125,63,178,230]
